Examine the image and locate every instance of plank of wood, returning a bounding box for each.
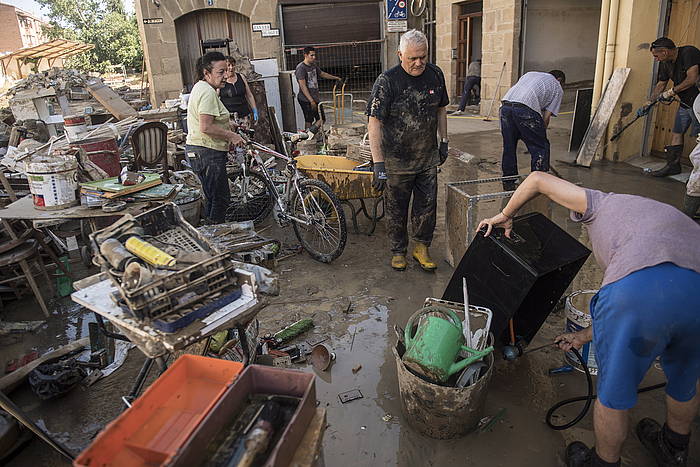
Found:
[0,337,90,393]
[290,408,326,467]
[575,68,630,167]
[86,79,138,120]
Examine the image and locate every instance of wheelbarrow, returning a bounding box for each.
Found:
[294,155,384,235]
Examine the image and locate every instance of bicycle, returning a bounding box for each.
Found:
[226,129,347,263]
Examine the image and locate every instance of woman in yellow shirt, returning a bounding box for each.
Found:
[185,51,244,224]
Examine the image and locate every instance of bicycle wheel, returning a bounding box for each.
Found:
[290,179,347,263]
[225,169,275,224]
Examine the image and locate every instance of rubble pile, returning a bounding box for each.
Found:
[7,68,90,96]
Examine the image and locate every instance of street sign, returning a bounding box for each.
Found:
[386,0,407,20]
[387,20,408,33]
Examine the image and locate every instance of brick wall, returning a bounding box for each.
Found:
[0,5,24,54]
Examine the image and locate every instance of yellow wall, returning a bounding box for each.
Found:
[602,0,662,161]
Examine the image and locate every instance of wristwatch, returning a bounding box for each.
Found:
[440,138,449,143]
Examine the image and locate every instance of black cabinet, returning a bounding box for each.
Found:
[443,212,591,345]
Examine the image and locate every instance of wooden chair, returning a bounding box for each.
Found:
[0,238,53,317]
[129,122,169,181]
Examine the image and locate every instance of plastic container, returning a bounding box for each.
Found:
[26,154,79,210]
[70,136,121,177]
[63,115,88,141]
[170,365,316,467]
[565,290,599,375]
[74,355,244,467]
[443,212,591,345]
[295,155,381,200]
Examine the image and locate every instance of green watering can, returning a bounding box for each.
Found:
[403,306,494,384]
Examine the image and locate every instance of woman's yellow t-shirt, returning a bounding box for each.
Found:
[186,80,231,151]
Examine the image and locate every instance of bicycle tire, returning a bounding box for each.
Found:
[225,169,275,224]
[290,179,347,263]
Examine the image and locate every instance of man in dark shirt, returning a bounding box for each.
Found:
[295,46,341,129]
[648,37,700,177]
[366,29,449,272]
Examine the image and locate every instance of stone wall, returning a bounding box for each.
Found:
[480,0,521,116]
[136,0,282,106]
[435,0,521,115]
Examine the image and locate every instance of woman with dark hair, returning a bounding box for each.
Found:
[185,51,244,224]
[220,56,258,122]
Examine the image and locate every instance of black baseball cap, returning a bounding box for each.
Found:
[650,37,676,50]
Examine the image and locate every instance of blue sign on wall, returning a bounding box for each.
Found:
[386,0,408,20]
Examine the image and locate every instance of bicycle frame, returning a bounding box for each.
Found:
[244,139,321,227]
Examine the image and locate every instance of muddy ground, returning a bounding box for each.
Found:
[2,107,698,466]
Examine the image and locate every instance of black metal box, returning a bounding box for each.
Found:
[442,212,591,344]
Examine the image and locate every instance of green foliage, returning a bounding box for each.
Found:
[37,0,142,73]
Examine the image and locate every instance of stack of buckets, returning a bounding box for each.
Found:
[25,114,122,210]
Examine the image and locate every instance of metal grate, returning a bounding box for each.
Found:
[283,39,385,97]
[153,227,206,253]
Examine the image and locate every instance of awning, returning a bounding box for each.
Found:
[0,39,94,78]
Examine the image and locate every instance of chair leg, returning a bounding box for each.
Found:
[34,253,54,298]
[18,259,49,317]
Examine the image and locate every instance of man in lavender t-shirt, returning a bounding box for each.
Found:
[479,172,700,467]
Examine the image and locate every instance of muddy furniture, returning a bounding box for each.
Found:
[0,238,52,316]
[444,175,551,267]
[129,122,169,182]
[442,212,590,345]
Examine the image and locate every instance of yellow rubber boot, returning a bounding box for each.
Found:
[391,255,407,271]
[412,243,437,271]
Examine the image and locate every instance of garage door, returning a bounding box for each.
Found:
[282,1,383,93]
[175,8,253,90]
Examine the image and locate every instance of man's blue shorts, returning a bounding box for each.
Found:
[591,262,700,410]
[672,105,700,136]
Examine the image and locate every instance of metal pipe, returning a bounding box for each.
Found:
[602,0,620,89]
[591,0,611,114]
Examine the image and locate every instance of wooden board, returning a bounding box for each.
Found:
[0,195,152,220]
[80,173,161,194]
[0,337,90,393]
[568,88,593,152]
[575,68,630,167]
[86,79,138,120]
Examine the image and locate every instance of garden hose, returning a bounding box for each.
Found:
[545,348,667,430]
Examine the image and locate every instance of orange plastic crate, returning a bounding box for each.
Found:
[75,355,244,467]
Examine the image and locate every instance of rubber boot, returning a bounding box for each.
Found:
[391,255,407,271]
[412,243,437,271]
[636,418,688,466]
[651,145,683,177]
[565,442,592,467]
[682,194,700,218]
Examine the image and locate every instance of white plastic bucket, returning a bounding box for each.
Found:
[26,155,79,210]
[63,115,88,141]
[565,289,599,375]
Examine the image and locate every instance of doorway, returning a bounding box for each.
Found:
[456,1,482,96]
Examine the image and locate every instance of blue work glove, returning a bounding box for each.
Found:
[439,141,449,165]
[252,108,259,122]
[372,161,388,191]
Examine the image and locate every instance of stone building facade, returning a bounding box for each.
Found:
[136,0,282,106]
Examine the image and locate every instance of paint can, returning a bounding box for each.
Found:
[70,137,121,177]
[25,154,79,210]
[564,289,599,375]
[62,115,88,141]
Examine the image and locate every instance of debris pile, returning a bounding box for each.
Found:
[7,68,89,96]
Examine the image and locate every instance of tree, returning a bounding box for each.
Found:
[37,0,142,73]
